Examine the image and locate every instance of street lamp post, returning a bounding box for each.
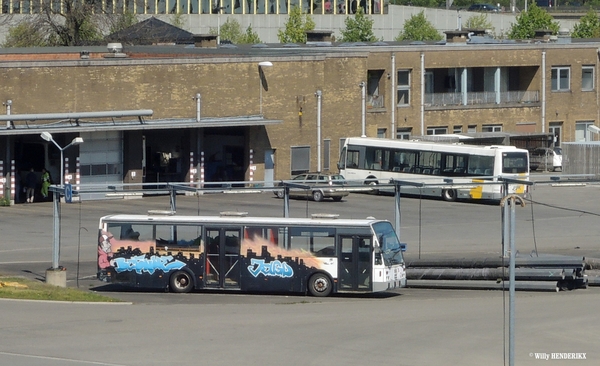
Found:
[39,132,83,287]
[41,132,84,187]
[258,61,273,116]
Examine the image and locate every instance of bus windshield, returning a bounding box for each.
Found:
[372,222,404,265]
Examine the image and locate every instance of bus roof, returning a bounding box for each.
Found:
[99,214,387,228]
[344,137,528,153]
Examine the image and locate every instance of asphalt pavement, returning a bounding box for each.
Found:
[1,184,600,365]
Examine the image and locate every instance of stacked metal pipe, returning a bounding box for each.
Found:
[405,254,588,292]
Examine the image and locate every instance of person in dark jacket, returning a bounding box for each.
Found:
[25,168,37,203]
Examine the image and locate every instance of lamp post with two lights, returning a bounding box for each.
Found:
[40,131,84,287]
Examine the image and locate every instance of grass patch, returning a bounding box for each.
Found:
[0,276,122,302]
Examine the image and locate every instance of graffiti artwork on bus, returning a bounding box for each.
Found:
[241,235,323,279]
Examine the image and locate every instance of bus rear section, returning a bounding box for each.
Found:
[97,215,406,296]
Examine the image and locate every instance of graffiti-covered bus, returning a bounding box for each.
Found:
[97,213,406,297]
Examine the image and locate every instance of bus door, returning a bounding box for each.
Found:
[338,235,372,291]
[205,228,241,289]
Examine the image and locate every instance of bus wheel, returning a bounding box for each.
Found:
[312,190,324,202]
[170,271,193,293]
[442,189,457,202]
[365,178,379,195]
[308,273,332,297]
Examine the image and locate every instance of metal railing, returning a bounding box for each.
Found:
[425,90,539,107]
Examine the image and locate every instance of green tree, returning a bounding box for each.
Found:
[170,8,185,29]
[572,9,600,38]
[395,11,443,42]
[213,18,243,43]
[212,18,262,44]
[2,20,50,47]
[239,24,262,44]
[277,6,315,43]
[339,7,378,42]
[464,14,493,31]
[508,3,559,39]
[109,10,139,34]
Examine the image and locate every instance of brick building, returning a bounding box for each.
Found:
[1,34,599,201]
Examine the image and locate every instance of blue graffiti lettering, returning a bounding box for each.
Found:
[113,255,186,275]
[247,258,294,278]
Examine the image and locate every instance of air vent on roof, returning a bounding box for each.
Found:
[311,213,339,219]
[220,211,248,217]
[148,210,176,215]
[107,43,123,53]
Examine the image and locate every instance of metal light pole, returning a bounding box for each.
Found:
[258,61,273,116]
[41,132,83,187]
[39,132,84,287]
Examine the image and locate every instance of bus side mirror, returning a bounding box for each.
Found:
[400,243,407,252]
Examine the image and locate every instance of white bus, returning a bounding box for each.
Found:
[97,213,406,297]
[338,137,529,201]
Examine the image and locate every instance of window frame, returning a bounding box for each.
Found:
[397,70,411,107]
[551,66,570,92]
[582,65,594,91]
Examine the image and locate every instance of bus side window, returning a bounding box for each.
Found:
[121,224,140,240]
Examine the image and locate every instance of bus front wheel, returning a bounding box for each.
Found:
[170,271,194,293]
[442,189,457,202]
[308,273,332,297]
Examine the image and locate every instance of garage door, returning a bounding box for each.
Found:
[78,131,123,200]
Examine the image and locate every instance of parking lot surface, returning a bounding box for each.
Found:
[1,182,599,365]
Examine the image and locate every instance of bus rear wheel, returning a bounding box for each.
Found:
[442,189,457,202]
[170,271,193,293]
[308,273,332,297]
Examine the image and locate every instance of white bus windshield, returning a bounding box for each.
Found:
[372,222,404,265]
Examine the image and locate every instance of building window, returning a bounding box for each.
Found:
[377,128,387,138]
[482,125,502,132]
[396,128,411,140]
[397,70,410,106]
[549,122,562,147]
[582,66,594,91]
[468,125,477,133]
[575,121,595,142]
[551,66,570,91]
[367,70,385,109]
[427,127,448,135]
[291,146,310,175]
[323,139,331,171]
[453,125,463,134]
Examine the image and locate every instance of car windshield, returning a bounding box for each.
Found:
[372,221,404,265]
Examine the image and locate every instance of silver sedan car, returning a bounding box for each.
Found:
[273,172,349,202]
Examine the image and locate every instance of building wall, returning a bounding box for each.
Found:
[1,41,600,183]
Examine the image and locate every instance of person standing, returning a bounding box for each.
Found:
[25,168,37,203]
[41,168,51,199]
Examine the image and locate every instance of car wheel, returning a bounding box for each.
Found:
[308,273,332,297]
[169,270,194,293]
[312,190,324,202]
[275,190,284,198]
